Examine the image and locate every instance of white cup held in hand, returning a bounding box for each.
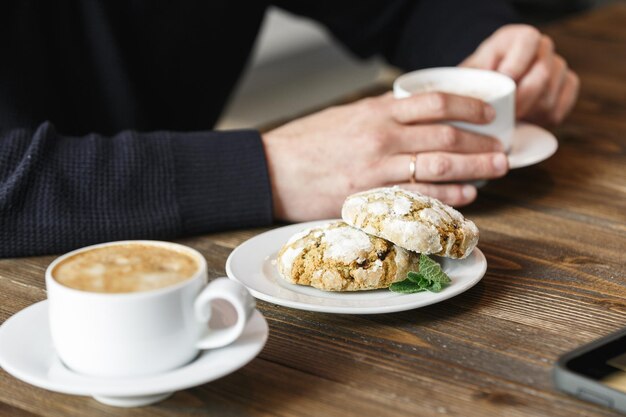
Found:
[393,67,516,152]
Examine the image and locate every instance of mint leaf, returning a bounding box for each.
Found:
[418,254,451,292]
[389,255,452,294]
[407,271,429,287]
[389,279,425,294]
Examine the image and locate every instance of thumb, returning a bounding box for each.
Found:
[459,45,501,70]
[495,30,542,80]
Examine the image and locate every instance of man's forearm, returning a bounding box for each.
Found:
[272,0,518,70]
[387,0,520,69]
[0,122,273,258]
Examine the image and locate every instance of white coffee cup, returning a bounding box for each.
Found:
[393,67,516,151]
[45,240,255,378]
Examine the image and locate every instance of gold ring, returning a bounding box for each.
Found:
[409,154,417,184]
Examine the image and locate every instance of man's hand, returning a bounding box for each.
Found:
[462,24,579,126]
[262,92,508,221]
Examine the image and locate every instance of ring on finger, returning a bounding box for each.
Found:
[409,154,417,183]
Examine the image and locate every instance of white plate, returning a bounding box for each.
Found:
[0,301,268,407]
[508,122,558,169]
[226,220,487,314]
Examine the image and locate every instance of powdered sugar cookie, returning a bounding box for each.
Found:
[341,187,479,259]
[277,221,419,291]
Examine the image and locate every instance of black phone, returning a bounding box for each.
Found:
[554,327,626,413]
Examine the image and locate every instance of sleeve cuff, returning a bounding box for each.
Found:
[171,129,273,235]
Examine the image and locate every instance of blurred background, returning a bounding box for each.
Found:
[217,0,617,130]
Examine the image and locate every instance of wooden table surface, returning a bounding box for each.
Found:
[1,4,626,417]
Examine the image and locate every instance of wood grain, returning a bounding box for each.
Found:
[1,5,625,417]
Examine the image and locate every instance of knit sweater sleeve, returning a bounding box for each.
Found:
[0,122,273,258]
[273,0,519,69]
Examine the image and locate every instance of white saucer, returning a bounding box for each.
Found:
[508,122,558,169]
[226,220,487,314]
[0,301,268,407]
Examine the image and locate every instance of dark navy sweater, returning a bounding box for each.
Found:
[0,0,516,257]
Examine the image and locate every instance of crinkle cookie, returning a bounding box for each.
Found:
[341,187,479,259]
[277,221,419,291]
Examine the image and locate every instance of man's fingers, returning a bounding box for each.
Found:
[543,55,568,109]
[497,26,543,80]
[460,43,500,71]
[515,36,555,117]
[415,152,509,182]
[391,93,495,125]
[522,55,568,125]
[398,183,477,207]
[390,124,504,154]
[551,71,580,125]
[382,152,508,184]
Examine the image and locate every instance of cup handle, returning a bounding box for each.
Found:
[194,278,255,349]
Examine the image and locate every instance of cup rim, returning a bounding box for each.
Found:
[46,240,208,299]
[393,67,516,101]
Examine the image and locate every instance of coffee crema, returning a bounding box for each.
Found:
[53,244,199,293]
[409,83,497,101]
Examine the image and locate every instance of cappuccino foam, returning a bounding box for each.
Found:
[410,82,497,101]
[53,244,198,293]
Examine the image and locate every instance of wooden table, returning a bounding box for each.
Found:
[1,4,625,417]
